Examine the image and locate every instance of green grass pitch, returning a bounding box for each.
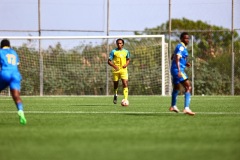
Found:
[0,96,240,160]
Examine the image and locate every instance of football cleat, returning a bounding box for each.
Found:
[113,95,117,104]
[169,106,179,113]
[183,108,195,116]
[18,110,27,125]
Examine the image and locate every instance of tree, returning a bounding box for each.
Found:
[136,18,240,95]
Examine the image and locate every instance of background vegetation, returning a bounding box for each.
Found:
[11,18,240,95]
[140,18,240,95]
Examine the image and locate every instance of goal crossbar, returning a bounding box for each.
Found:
[0,35,164,40]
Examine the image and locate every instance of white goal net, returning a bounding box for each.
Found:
[0,35,170,96]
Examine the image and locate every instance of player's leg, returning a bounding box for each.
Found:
[120,70,129,100]
[10,89,27,125]
[11,89,23,110]
[181,79,195,115]
[0,79,8,91]
[113,81,119,104]
[113,72,120,104]
[10,75,27,125]
[121,79,128,100]
[0,73,26,124]
[170,83,180,113]
[169,72,180,113]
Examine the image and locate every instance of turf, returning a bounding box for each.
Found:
[0,96,240,160]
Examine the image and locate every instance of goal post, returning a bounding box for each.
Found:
[0,35,170,96]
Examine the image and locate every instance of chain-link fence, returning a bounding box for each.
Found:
[0,0,239,95]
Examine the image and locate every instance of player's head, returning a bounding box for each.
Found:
[116,38,124,49]
[180,32,189,45]
[116,38,124,45]
[1,39,10,48]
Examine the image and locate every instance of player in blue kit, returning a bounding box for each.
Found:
[169,32,195,115]
[0,39,27,124]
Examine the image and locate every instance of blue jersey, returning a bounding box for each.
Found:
[0,47,22,90]
[171,42,189,84]
[171,42,188,72]
[0,47,20,71]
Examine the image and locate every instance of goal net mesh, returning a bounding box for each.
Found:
[0,35,170,96]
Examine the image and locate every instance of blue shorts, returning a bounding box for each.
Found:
[171,70,188,85]
[0,70,22,91]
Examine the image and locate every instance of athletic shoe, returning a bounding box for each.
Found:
[169,106,179,113]
[183,108,195,116]
[18,110,27,125]
[113,95,117,104]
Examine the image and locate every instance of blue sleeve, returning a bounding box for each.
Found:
[16,53,20,65]
[11,50,20,65]
[175,44,184,56]
[109,50,114,60]
[0,51,2,67]
[126,50,130,59]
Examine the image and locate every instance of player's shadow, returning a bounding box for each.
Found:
[70,104,110,107]
[122,113,176,117]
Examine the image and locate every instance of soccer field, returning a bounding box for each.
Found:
[0,96,240,160]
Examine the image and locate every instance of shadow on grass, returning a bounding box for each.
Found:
[70,104,111,107]
[122,113,181,117]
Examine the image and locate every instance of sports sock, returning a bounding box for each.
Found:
[114,88,118,95]
[171,90,179,106]
[16,102,23,111]
[184,92,191,108]
[123,87,128,100]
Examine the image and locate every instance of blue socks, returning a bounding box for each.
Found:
[184,92,191,108]
[172,90,191,108]
[171,90,179,106]
[16,102,23,111]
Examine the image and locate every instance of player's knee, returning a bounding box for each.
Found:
[123,83,128,88]
[185,86,192,92]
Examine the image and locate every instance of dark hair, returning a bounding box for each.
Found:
[1,39,10,48]
[116,38,124,44]
[180,32,189,39]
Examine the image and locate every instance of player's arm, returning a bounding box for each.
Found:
[108,59,119,71]
[123,50,130,68]
[175,54,182,78]
[171,53,174,60]
[186,61,191,67]
[108,50,119,71]
[16,52,20,65]
[123,58,130,68]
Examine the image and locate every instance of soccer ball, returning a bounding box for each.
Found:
[121,99,129,106]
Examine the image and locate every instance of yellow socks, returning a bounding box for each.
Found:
[123,87,128,100]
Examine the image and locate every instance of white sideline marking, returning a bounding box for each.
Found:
[0,111,240,115]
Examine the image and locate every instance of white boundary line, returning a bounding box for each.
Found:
[0,111,240,115]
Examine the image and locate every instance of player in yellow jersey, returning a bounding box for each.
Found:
[108,38,130,104]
